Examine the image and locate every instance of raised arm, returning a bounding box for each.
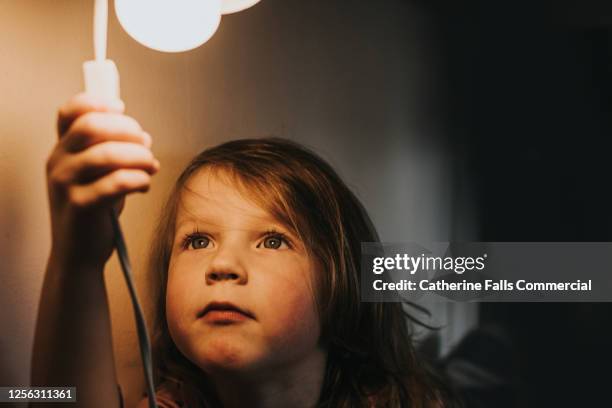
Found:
[31,94,159,407]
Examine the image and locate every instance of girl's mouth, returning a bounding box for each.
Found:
[198,301,256,323]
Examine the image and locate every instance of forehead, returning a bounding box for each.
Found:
[176,168,274,229]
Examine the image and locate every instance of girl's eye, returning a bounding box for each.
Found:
[191,236,211,250]
[182,233,211,250]
[260,234,290,250]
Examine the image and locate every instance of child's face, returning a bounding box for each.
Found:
[166,169,324,376]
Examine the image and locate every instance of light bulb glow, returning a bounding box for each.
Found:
[115,0,222,53]
[221,0,261,14]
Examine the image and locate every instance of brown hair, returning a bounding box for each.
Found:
[148,138,450,407]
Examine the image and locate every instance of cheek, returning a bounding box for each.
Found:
[257,268,321,352]
[166,256,204,310]
[165,267,200,343]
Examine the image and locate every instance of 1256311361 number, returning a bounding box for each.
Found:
[0,387,76,402]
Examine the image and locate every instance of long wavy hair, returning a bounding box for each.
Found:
[147,138,450,407]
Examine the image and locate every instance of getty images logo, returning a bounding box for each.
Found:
[372,253,488,275]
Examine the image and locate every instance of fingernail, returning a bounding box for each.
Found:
[153,159,161,170]
[143,132,152,148]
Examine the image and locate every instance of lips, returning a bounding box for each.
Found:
[198,301,255,321]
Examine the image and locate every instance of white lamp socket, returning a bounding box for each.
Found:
[83,59,121,100]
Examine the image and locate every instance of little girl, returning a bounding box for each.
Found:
[32,94,451,407]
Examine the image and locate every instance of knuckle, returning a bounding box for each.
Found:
[47,163,72,188]
[138,172,152,186]
[139,146,154,161]
[47,168,64,186]
[77,112,100,134]
[111,173,130,191]
[57,105,68,119]
[45,154,55,174]
[111,170,136,190]
[57,97,79,121]
[123,115,142,133]
[66,114,98,147]
[46,146,66,174]
[68,188,89,209]
[142,131,152,147]
[92,142,115,165]
[96,142,152,167]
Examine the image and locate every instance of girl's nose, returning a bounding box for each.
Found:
[205,246,248,285]
[206,270,244,283]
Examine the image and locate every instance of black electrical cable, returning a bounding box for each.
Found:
[109,208,158,408]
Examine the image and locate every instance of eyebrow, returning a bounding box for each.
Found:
[175,216,295,236]
[175,216,222,231]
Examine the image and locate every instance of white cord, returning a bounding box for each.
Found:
[94,0,108,61]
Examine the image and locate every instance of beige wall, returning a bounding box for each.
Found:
[0,0,453,406]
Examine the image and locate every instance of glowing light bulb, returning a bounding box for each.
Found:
[221,0,261,14]
[114,0,222,53]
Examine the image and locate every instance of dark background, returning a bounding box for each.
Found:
[423,1,612,406]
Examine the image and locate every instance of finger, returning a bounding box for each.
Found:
[67,169,152,210]
[51,142,159,186]
[57,93,125,137]
[60,112,151,153]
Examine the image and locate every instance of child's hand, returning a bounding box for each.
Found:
[46,93,160,269]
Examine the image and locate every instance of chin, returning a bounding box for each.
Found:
[195,338,264,375]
